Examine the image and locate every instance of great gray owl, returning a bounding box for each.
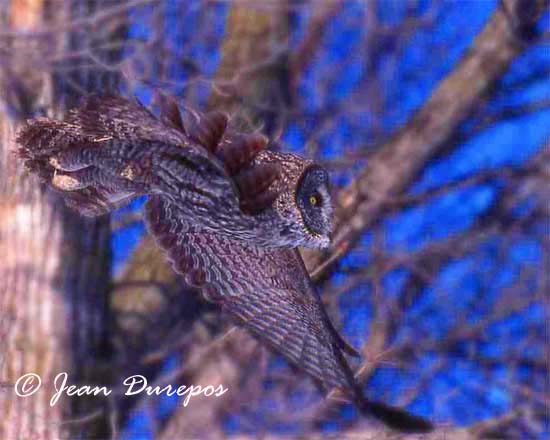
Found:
[16,95,433,433]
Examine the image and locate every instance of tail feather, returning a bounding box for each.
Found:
[323,316,434,433]
[353,387,434,433]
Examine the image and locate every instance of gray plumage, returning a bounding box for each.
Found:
[16,95,433,433]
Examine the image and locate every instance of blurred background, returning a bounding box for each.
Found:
[0,0,548,439]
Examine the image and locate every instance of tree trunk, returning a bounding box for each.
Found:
[0,1,125,438]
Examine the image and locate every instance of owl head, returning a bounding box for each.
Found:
[151,94,334,250]
[255,151,333,249]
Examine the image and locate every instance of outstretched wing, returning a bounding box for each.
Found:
[65,94,187,145]
[145,195,354,390]
[15,95,183,215]
[145,196,433,433]
[15,95,278,219]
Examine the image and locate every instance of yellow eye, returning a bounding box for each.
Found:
[309,193,322,206]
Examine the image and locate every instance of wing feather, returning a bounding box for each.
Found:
[64,94,186,145]
[145,196,351,392]
[144,196,434,433]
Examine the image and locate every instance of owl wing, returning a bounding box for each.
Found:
[16,95,279,218]
[145,195,355,388]
[64,94,187,145]
[15,95,186,215]
[145,196,433,433]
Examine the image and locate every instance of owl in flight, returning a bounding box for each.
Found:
[16,95,433,433]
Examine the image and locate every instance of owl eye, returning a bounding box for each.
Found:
[295,165,331,237]
[309,192,322,207]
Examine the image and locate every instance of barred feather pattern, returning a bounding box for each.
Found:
[14,95,433,433]
[145,195,351,391]
[145,196,434,434]
[16,95,325,247]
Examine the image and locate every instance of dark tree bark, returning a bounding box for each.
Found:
[0,1,125,438]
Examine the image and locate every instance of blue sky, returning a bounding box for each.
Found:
[118,1,549,437]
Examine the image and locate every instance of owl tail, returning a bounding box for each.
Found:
[351,384,434,433]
